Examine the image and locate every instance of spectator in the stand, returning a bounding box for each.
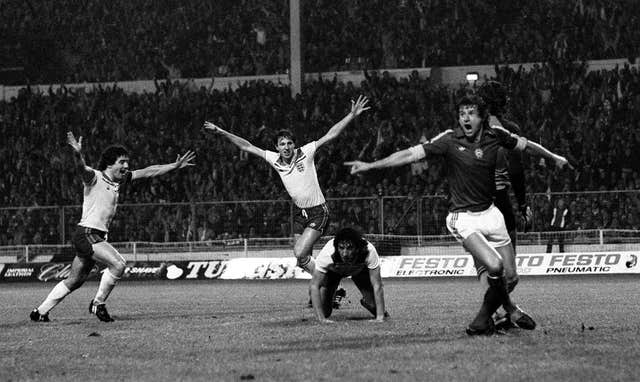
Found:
[3,0,640,82]
[546,197,570,253]
[3,61,640,244]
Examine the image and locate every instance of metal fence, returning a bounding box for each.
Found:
[1,190,639,245]
[2,230,639,263]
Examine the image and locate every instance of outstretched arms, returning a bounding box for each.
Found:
[344,146,420,174]
[67,132,96,184]
[344,128,450,175]
[524,141,572,170]
[203,121,266,158]
[316,95,370,148]
[131,151,196,180]
[492,120,572,170]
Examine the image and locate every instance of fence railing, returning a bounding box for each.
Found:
[0,190,638,246]
[2,230,639,263]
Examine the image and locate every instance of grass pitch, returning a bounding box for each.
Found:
[1,276,639,381]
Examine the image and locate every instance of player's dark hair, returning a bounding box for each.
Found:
[332,227,369,264]
[98,145,129,170]
[477,80,507,116]
[456,94,488,120]
[274,129,295,145]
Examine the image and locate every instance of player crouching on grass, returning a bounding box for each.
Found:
[310,227,389,323]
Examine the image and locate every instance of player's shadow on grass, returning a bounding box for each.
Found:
[345,316,376,321]
[3,318,98,329]
[118,305,297,322]
[263,314,379,327]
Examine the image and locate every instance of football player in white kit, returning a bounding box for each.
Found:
[204,95,370,281]
[30,132,195,322]
[310,227,388,323]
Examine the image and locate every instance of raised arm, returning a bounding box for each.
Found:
[204,121,266,158]
[524,140,572,170]
[131,151,195,180]
[316,95,370,148]
[492,121,572,171]
[67,132,95,184]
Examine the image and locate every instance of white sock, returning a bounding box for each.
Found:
[93,269,120,304]
[38,281,71,314]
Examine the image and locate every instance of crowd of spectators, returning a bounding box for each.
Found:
[1,0,639,84]
[2,58,640,244]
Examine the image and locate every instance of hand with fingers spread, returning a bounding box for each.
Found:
[67,132,83,153]
[175,151,196,169]
[203,121,220,133]
[66,131,93,182]
[350,95,371,117]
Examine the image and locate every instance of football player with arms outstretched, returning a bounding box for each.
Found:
[30,132,195,322]
[204,96,370,305]
[346,94,569,335]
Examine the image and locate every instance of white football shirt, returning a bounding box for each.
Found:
[78,169,129,232]
[315,238,380,276]
[264,141,325,208]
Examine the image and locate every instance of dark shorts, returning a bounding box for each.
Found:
[293,203,329,234]
[318,268,372,318]
[494,188,516,232]
[320,268,372,294]
[71,226,107,259]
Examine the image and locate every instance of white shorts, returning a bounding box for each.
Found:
[445,204,511,248]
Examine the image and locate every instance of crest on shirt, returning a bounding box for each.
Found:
[273,148,307,175]
[457,146,466,151]
[474,148,484,159]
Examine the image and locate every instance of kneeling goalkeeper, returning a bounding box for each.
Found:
[310,227,388,323]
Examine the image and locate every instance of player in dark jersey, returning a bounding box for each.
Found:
[345,95,570,335]
[479,81,530,251]
[478,81,530,329]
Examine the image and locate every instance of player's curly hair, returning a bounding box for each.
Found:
[477,80,507,116]
[273,129,296,145]
[332,227,369,264]
[456,94,489,120]
[98,145,129,170]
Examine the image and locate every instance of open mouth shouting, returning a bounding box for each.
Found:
[461,123,474,136]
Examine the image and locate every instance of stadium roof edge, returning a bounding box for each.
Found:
[1,58,636,101]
